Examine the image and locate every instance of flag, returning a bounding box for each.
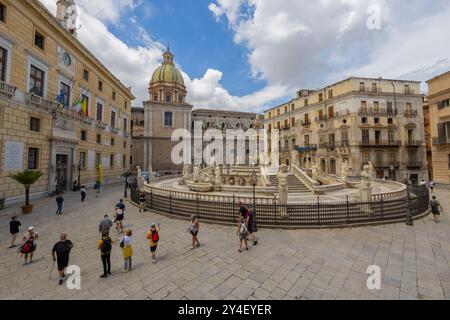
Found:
[56,90,65,106]
[73,96,82,114]
[97,164,103,184]
[81,95,89,117]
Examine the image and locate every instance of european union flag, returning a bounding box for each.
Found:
[56,90,65,106]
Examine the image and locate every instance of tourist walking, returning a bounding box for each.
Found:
[139,193,146,212]
[146,224,160,261]
[9,216,21,248]
[99,215,113,235]
[120,230,133,273]
[81,186,87,202]
[187,215,200,249]
[429,180,435,193]
[94,181,101,197]
[239,202,248,220]
[20,226,39,265]
[98,232,113,278]
[430,196,443,223]
[56,193,64,215]
[246,209,258,246]
[236,216,249,252]
[51,233,73,285]
[116,199,125,217]
[114,207,124,234]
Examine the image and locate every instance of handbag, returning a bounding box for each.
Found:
[119,238,124,248]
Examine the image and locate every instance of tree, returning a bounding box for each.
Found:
[9,170,43,207]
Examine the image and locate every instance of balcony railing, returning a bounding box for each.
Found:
[319,142,336,149]
[373,162,400,169]
[360,140,401,147]
[432,137,450,146]
[404,140,422,147]
[301,120,311,126]
[406,161,422,168]
[0,80,17,96]
[358,107,398,117]
[403,110,418,118]
[111,126,120,134]
[295,145,318,153]
[340,140,350,147]
[25,93,59,110]
[96,120,107,130]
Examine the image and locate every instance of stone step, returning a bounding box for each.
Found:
[268,174,310,193]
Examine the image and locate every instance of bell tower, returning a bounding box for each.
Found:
[56,0,77,35]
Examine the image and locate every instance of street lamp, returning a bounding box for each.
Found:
[251,170,257,215]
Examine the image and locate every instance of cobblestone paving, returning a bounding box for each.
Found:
[0,186,449,300]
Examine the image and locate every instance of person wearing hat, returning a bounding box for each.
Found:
[22,226,39,264]
[9,216,22,248]
[146,223,160,261]
[187,215,200,249]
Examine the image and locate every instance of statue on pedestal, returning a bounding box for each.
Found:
[214,166,222,186]
[183,164,191,178]
[311,161,319,181]
[277,165,289,218]
[341,160,349,183]
[368,161,375,178]
[193,165,200,183]
[291,150,300,168]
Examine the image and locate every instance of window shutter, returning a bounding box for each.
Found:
[438,123,446,144]
[438,101,444,110]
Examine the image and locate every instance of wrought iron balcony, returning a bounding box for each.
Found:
[301,120,311,126]
[404,140,422,147]
[403,110,418,118]
[406,161,422,169]
[360,140,401,147]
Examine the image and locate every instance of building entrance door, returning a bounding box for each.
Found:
[56,155,69,192]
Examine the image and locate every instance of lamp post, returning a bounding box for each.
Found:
[251,170,257,215]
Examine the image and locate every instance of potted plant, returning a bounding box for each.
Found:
[9,170,43,214]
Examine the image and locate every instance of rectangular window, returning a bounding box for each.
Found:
[362,129,369,144]
[268,112,271,118]
[166,94,172,102]
[34,30,45,50]
[374,101,380,113]
[268,124,272,132]
[277,121,280,129]
[123,118,128,132]
[388,118,393,125]
[124,141,127,149]
[81,130,86,141]
[341,130,348,143]
[319,109,324,121]
[304,99,308,106]
[125,101,128,109]
[111,138,115,146]
[448,154,450,170]
[372,83,377,92]
[405,85,410,94]
[387,102,393,114]
[98,81,103,91]
[164,112,173,127]
[112,91,116,101]
[328,106,334,119]
[304,135,310,146]
[28,148,39,169]
[123,155,126,168]
[111,110,116,127]
[96,134,101,144]
[0,4,6,23]
[319,93,323,102]
[30,117,40,132]
[328,89,333,99]
[361,101,367,111]
[29,65,45,96]
[360,82,365,91]
[0,46,7,81]
[60,82,70,108]
[277,109,280,116]
[95,153,101,167]
[110,154,114,167]
[284,119,288,128]
[405,102,412,112]
[83,69,89,81]
[96,103,103,122]
[304,114,309,123]
[79,152,86,169]
[388,130,394,143]
[375,130,382,144]
[291,117,296,127]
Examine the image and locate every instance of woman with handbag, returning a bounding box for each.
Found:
[246,209,258,246]
[120,230,133,273]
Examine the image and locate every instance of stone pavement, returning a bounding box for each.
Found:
[0,186,449,300]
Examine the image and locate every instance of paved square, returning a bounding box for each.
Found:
[1,186,449,300]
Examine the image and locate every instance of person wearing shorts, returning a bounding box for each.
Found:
[146,224,160,261]
[236,216,248,253]
[246,209,258,246]
[114,208,124,234]
[51,234,73,285]
[187,215,200,249]
[22,227,39,265]
[430,196,443,223]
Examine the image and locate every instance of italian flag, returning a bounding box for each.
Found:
[73,95,89,117]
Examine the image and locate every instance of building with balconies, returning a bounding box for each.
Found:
[0,0,134,204]
[264,77,427,182]
[427,70,450,186]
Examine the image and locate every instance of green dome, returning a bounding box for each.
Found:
[151,64,185,86]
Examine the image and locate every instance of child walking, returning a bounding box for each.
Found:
[236,216,248,253]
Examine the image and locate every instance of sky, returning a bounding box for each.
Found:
[40,0,450,113]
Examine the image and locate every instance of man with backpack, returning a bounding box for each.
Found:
[146,223,160,262]
[21,226,39,265]
[430,196,443,223]
[51,233,73,285]
[98,232,113,278]
[56,193,64,215]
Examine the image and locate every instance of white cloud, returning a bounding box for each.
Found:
[209,0,450,95]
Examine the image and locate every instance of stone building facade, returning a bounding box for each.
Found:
[427,70,450,185]
[131,49,263,173]
[0,0,134,203]
[264,77,428,183]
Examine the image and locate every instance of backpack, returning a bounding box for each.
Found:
[101,238,112,254]
[19,240,33,254]
[151,230,159,243]
[239,222,248,234]
[430,201,440,214]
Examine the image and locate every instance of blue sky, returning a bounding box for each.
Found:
[111,0,265,97]
[42,0,450,112]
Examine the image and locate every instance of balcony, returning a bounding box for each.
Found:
[295,145,318,153]
[95,120,107,130]
[301,120,311,126]
[403,110,418,118]
[360,140,401,147]
[315,116,328,123]
[281,125,290,131]
[123,131,130,138]
[373,162,400,169]
[319,142,336,150]
[111,126,120,134]
[0,80,17,96]
[358,107,397,117]
[340,140,350,148]
[404,140,422,148]
[25,93,59,111]
[406,161,422,169]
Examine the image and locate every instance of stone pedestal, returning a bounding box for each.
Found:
[277,165,289,218]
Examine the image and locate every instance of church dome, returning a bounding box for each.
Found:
[150,48,185,86]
